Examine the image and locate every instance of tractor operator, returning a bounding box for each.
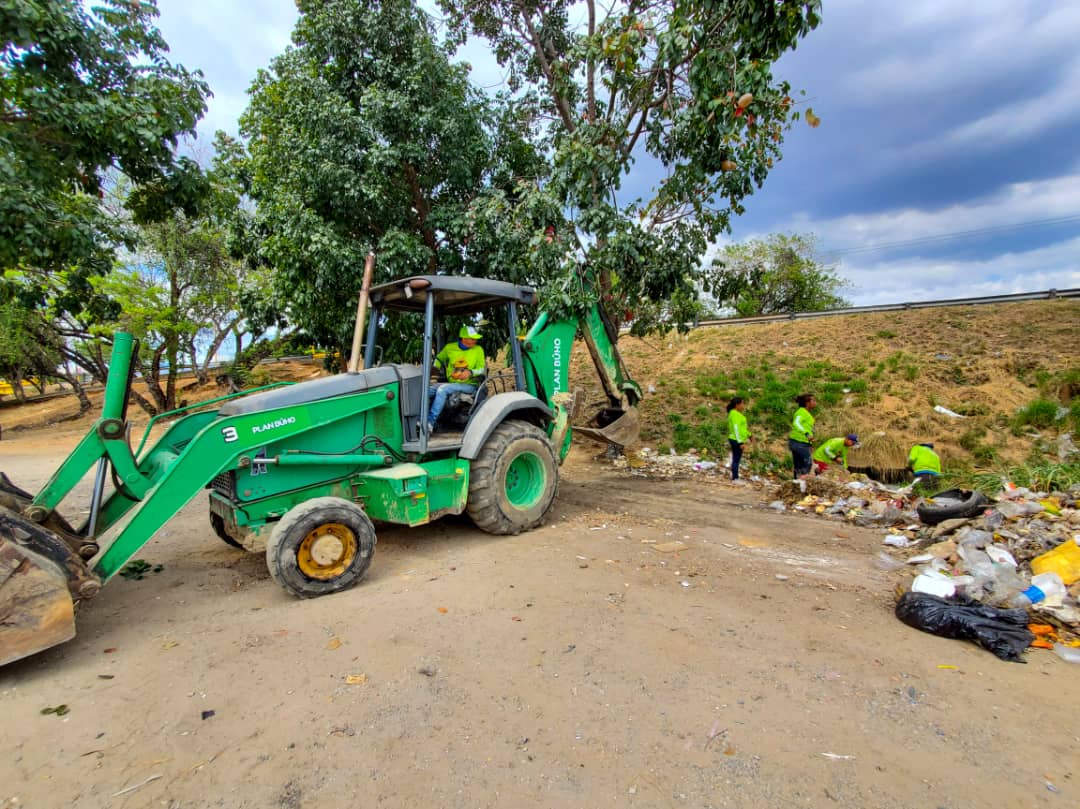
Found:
[427,325,485,433]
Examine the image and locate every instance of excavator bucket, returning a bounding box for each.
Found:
[0,478,99,667]
[574,406,640,447]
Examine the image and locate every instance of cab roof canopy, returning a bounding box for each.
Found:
[368,276,537,315]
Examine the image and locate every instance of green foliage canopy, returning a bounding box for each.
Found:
[709,233,850,316]
[239,0,544,352]
[438,0,822,331]
[0,0,209,277]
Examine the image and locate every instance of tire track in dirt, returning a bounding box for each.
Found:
[556,468,891,588]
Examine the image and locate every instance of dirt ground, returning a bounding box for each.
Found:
[1,422,1076,809]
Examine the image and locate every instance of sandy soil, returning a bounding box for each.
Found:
[0,425,1076,809]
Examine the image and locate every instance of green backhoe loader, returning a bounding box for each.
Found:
[0,275,640,666]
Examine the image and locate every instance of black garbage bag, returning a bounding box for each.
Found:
[895,592,1034,662]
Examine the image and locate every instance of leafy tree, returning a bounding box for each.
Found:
[96,212,249,414]
[0,298,100,412]
[1,0,209,277]
[708,233,850,316]
[239,0,543,355]
[439,0,821,333]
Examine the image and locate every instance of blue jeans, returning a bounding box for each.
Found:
[428,383,475,426]
[789,438,812,477]
[729,439,744,480]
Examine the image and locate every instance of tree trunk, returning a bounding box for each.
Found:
[199,317,241,385]
[143,349,168,414]
[164,278,181,412]
[128,389,158,416]
[188,339,207,385]
[68,376,93,414]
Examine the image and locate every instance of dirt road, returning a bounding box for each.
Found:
[1,431,1075,809]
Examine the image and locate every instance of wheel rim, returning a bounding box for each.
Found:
[504,451,546,509]
[297,523,357,579]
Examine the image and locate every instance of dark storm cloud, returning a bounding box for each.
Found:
[717,0,1080,302]
[736,0,1080,225]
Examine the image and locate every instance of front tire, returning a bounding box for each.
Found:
[467,421,558,535]
[266,497,376,598]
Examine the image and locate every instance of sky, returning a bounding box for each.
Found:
[152,0,1080,306]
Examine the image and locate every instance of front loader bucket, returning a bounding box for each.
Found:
[0,507,99,667]
[574,406,640,447]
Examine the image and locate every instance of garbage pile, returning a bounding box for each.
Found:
[771,474,921,528]
[762,469,1080,659]
[900,486,1080,615]
[612,447,763,481]
[893,484,1080,661]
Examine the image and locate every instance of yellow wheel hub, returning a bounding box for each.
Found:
[296,523,357,579]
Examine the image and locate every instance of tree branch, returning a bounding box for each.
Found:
[515,6,577,132]
[586,0,597,124]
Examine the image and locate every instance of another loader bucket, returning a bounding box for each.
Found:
[0,508,98,667]
[574,406,640,447]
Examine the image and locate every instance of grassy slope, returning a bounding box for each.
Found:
[569,299,1080,475]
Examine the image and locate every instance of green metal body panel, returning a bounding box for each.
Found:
[522,313,577,460]
[522,304,641,460]
[356,457,469,525]
[91,386,397,580]
[210,456,469,539]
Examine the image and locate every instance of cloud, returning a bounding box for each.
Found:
[805,174,1080,254]
[722,173,1080,304]
[839,237,1080,306]
[155,0,298,137]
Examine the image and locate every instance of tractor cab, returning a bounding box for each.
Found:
[365,276,542,454]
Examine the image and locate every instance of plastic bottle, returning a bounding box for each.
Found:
[1006,572,1067,609]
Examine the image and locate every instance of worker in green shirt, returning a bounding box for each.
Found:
[726,397,751,481]
[788,393,816,477]
[427,325,486,432]
[908,443,942,488]
[812,434,859,474]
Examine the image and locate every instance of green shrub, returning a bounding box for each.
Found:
[952,401,990,416]
[1014,398,1060,430]
[958,428,985,452]
[875,330,896,339]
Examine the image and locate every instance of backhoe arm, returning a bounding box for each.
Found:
[522,304,641,453]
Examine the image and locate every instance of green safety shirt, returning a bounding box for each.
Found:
[728,409,750,443]
[908,444,941,475]
[789,407,815,443]
[435,341,485,386]
[813,437,849,468]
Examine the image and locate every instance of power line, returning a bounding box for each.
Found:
[820,214,1080,258]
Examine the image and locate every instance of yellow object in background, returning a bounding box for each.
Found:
[1030,538,1080,585]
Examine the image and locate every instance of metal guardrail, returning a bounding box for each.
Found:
[691,287,1080,329]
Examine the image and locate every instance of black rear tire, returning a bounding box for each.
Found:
[266,497,376,598]
[467,421,558,535]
